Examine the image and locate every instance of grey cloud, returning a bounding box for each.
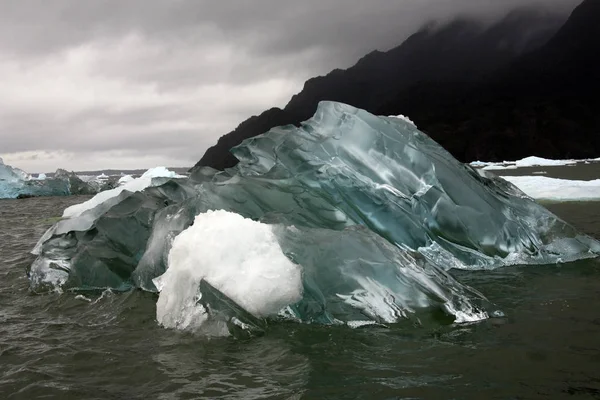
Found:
[1,1,578,59]
[0,0,581,172]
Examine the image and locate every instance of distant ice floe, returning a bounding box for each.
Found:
[62,167,185,218]
[482,164,518,171]
[470,156,592,170]
[503,176,600,202]
[514,156,577,167]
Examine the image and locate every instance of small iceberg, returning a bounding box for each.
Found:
[0,158,69,199]
[515,156,577,168]
[0,158,125,199]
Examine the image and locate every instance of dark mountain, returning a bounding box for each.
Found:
[387,0,600,161]
[194,2,596,170]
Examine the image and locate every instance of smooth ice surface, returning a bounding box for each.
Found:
[502,176,600,202]
[62,167,184,218]
[154,210,303,332]
[30,102,600,334]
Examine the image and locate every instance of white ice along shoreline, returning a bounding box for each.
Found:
[502,176,600,202]
[62,167,185,218]
[469,156,599,171]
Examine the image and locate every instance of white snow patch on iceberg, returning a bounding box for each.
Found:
[153,210,303,332]
[62,167,184,218]
[388,114,417,127]
[118,175,134,186]
[502,176,600,202]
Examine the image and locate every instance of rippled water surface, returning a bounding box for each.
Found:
[1,195,600,399]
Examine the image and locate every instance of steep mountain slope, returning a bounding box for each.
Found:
[390,0,600,161]
[194,5,585,170]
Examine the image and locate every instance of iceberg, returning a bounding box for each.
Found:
[0,158,120,199]
[502,176,600,202]
[515,156,577,168]
[29,102,600,335]
[0,158,70,199]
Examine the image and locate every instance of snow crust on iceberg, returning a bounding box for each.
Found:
[29,102,600,334]
[62,167,184,218]
[118,175,134,185]
[154,210,303,333]
[388,114,417,127]
[502,176,600,202]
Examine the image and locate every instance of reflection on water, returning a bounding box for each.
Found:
[1,194,600,399]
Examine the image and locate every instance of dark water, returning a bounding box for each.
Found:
[1,194,600,399]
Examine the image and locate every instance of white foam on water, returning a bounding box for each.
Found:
[502,176,600,202]
[346,320,381,329]
[154,210,303,333]
[448,307,489,324]
[62,167,184,218]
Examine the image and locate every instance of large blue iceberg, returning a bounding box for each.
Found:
[29,102,600,335]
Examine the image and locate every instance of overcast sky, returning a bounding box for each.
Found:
[0,0,579,173]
